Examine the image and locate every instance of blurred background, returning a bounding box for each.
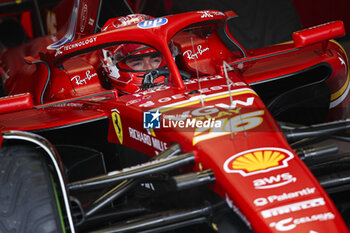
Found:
[0,0,349,52]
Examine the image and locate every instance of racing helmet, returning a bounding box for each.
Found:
[101,14,166,94]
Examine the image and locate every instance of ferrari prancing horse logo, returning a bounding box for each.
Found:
[112,111,123,144]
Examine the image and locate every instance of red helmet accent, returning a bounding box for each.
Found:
[101,14,166,94]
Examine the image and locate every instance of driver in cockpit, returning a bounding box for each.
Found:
[101,15,166,94]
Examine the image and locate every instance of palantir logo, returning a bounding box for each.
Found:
[143,110,161,129]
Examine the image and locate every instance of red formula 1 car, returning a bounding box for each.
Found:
[1,1,350,233]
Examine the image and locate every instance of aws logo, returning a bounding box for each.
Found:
[253,172,297,190]
[223,148,294,176]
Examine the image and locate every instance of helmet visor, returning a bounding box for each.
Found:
[122,52,163,71]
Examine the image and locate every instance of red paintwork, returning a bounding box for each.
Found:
[0,6,349,233]
[0,93,33,114]
[293,21,345,47]
[74,0,100,39]
[20,11,33,39]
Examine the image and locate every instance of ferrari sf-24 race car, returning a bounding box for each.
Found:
[1,6,350,233]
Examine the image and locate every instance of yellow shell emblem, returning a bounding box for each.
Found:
[112,112,123,144]
[223,148,294,176]
[232,150,286,172]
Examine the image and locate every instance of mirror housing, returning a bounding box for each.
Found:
[293,21,345,47]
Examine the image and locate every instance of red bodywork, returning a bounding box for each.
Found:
[0,7,349,233]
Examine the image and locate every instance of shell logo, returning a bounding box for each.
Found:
[223,148,294,176]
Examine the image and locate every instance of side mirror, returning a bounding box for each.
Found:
[0,93,33,114]
[293,21,345,47]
